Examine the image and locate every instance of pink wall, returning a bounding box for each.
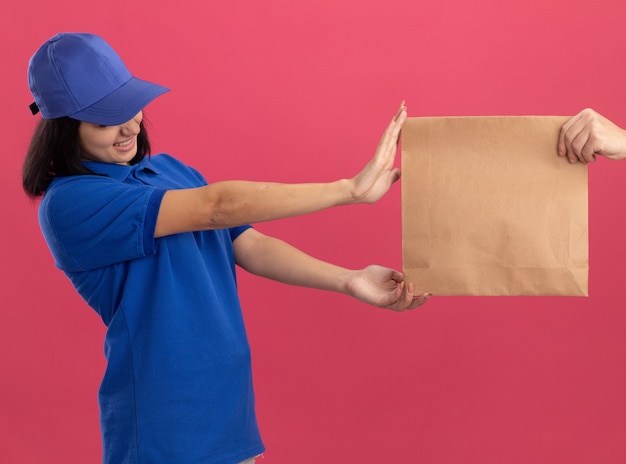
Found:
[3,1,626,463]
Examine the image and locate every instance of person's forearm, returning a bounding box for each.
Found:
[156,178,357,237]
[234,229,353,294]
[234,229,431,311]
[201,179,356,228]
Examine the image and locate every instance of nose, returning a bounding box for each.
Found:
[120,112,142,136]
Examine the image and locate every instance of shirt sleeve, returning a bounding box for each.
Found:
[229,224,252,241]
[39,176,167,272]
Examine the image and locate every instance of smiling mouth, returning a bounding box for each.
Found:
[114,138,133,147]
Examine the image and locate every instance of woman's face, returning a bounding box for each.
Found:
[79,111,143,165]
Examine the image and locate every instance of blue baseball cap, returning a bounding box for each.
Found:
[28,32,169,126]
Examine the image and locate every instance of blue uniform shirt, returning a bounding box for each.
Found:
[39,154,264,464]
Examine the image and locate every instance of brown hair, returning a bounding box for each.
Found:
[22,117,151,198]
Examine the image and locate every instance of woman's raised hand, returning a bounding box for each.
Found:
[349,101,407,203]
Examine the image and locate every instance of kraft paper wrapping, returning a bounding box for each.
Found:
[401,116,588,296]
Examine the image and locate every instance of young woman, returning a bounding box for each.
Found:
[23,32,430,464]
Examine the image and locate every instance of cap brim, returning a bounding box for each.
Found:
[69,76,169,126]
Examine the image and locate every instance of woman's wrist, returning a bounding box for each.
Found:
[334,177,361,206]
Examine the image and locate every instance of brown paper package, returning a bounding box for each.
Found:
[401,116,588,296]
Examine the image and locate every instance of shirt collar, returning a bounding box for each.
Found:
[82,156,161,181]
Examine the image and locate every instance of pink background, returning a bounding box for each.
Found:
[3,1,626,463]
